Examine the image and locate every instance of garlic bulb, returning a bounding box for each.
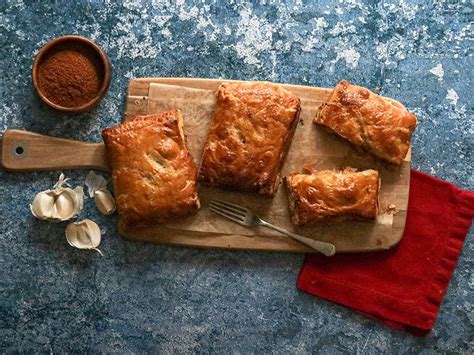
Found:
[85,171,116,215]
[65,219,103,256]
[30,173,84,222]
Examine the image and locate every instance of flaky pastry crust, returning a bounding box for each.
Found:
[102,110,200,232]
[198,82,301,196]
[285,169,380,225]
[314,80,417,165]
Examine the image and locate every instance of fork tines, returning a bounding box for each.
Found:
[209,199,248,224]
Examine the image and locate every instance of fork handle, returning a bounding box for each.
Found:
[260,220,336,256]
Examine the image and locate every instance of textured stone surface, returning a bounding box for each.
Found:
[0,1,472,353]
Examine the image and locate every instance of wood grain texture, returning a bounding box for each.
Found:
[123,78,411,253]
[0,79,410,254]
[1,129,109,171]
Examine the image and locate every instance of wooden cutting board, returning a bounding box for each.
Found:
[1,78,411,253]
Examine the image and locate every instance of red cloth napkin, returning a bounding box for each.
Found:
[297,170,474,335]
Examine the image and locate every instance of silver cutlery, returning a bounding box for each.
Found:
[209,199,336,256]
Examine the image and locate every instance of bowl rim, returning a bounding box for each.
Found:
[32,35,111,113]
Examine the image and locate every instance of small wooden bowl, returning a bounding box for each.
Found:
[32,35,111,113]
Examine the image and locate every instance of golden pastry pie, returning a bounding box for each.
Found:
[102,110,200,232]
[315,80,417,165]
[285,169,380,225]
[198,82,301,196]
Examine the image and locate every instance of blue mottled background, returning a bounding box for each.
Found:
[1,0,473,353]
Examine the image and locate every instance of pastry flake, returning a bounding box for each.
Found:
[102,110,200,232]
[314,80,417,165]
[198,82,301,196]
[285,169,380,225]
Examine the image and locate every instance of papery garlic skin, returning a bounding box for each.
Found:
[94,189,116,215]
[30,174,84,222]
[85,171,107,197]
[86,170,116,215]
[66,219,103,256]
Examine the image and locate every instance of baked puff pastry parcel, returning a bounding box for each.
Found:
[285,169,380,226]
[315,80,417,165]
[198,82,301,197]
[102,110,200,232]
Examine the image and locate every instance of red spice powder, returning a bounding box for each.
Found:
[37,41,105,108]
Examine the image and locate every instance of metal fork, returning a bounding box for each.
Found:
[209,199,336,256]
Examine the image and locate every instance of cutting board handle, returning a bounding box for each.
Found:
[1,129,109,171]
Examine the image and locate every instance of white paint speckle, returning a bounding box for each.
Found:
[269,51,277,80]
[375,42,390,63]
[454,24,471,41]
[196,16,212,30]
[123,0,143,11]
[223,26,231,36]
[337,48,360,68]
[314,17,327,31]
[446,89,459,105]
[430,64,444,80]
[124,71,136,80]
[112,19,160,60]
[152,15,172,27]
[384,3,397,12]
[329,21,356,36]
[399,0,418,20]
[15,29,27,40]
[177,5,199,21]
[234,7,273,67]
[1,103,21,131]
[161,27,172,39]
[301,32,320,52]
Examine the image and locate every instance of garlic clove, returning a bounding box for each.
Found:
[30,191,55,219]
[52,190,76,220]
[66,219,103,256]
[93,189,116,215]
[73,186,85,211]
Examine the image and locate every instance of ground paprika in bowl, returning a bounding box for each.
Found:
[32,35,111,113]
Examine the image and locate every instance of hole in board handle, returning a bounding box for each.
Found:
[11,142,27,160]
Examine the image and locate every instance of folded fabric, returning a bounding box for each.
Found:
[297,170,474,335]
